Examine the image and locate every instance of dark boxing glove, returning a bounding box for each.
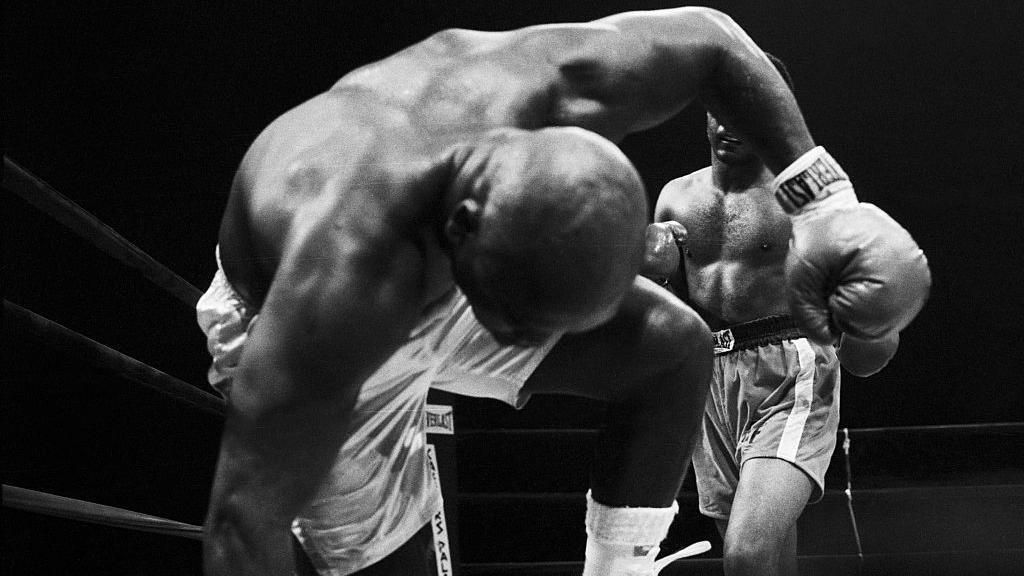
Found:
[641,221,687,287]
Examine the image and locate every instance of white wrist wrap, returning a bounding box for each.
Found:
[583,491,678,576]
[773,146,857,214]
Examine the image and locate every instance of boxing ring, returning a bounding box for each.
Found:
[4,155,459,575]
[4,156,215,540]
[4,156,1023,575]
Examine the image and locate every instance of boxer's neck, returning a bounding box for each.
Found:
[712,157,773,193]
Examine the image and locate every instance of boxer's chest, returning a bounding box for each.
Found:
[682,187,790,264]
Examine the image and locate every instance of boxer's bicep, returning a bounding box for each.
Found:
[545,9,729,137]
[570,8,812,171]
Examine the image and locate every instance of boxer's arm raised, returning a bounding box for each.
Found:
[542,9,930,344]
[528,7,814,171]
[203,199,426,576]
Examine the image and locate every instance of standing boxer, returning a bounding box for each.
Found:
[647,55,918,576]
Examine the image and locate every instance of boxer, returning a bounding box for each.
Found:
[200,9,930,576]
[647,54,926,576]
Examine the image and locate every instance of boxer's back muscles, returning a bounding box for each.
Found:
[215,15,695,307]
[217,6,812,312]
[218,91,452,310]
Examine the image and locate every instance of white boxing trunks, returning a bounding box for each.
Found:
[692,315,840,520]
[196,249,559,575]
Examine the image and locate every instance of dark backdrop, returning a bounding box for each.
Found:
[4,1,1022,572]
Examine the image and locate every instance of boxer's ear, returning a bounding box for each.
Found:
[443,199,481,247]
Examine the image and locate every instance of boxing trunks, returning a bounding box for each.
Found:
[691,315,840,519]
[197,249,558,575]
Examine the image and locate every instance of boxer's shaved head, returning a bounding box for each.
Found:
[445,127,647,345]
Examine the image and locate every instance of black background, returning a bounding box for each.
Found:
[4,1,1023,573]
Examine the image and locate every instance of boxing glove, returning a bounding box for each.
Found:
[640,221,687,287]
[837,331,899,377]
[774,147,932,344]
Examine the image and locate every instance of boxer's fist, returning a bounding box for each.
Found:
[641,221,687,286]
[786,198,931,344]
[837,332,899,377]
[775,147,931,344]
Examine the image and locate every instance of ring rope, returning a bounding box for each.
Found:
[3,484,203,541]
[4,300,225,416]
[465,422,1023,437]
[842,428,865,565]
[7,156,1020,567]
[4,156,203,309]
[846,422,1022,436]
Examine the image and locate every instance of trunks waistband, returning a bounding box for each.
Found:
[712,315,803,355]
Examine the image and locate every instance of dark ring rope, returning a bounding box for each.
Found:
[4,156,203,309]
[2,484,203,541]
[3,161,219,545]
[5,156,1019,564]
[4,300,225,416]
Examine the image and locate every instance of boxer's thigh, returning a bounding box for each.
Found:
[726,457,813,552]
[523,277,710,401]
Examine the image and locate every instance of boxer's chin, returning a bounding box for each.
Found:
[713,142,755,164]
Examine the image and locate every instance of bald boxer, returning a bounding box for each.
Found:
[648,55,922,576]
[198,8,931,576]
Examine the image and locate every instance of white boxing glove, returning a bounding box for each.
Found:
[774,147,932,344]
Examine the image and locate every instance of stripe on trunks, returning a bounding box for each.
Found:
[777,338,816,461]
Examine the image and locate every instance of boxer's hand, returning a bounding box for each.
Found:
[775,147,932,344]
[641,221,687,286]
[836,331,899,377]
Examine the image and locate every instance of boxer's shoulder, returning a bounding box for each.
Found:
[221,97,454,304]
[656,167,716,223]
[661,167,713,200]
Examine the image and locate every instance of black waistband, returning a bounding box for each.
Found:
[712,315,803,355]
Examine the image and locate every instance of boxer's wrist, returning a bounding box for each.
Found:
[773,146,858,215]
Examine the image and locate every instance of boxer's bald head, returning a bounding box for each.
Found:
[444,127,647,345]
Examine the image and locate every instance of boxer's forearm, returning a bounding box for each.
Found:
[204,491,294,576]
[687,12,815,173]
[204,477,300,575]
[599,7,815,171]
[204,375,356,576]
[201,266,418,574]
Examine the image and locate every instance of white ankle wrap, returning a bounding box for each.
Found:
[583,491,678,576]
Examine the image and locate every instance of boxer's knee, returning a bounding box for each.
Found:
[722,519,795,576]
[723,540,778,576]
[637,297,713,406]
